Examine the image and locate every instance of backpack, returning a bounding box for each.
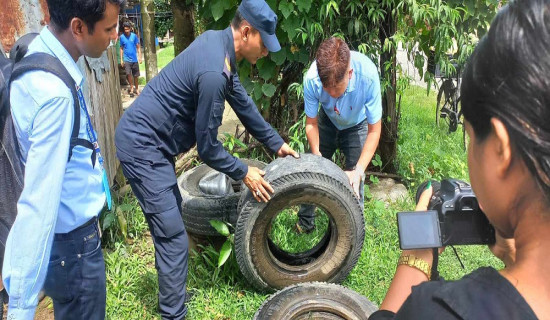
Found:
[0,33,87,263]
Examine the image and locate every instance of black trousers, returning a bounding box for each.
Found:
[120,157,189,320]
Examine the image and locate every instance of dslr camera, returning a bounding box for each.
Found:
[397,179,495,250]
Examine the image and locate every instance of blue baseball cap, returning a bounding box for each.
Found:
[238,0,281,52]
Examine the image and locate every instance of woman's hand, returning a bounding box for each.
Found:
[403,185,438,261]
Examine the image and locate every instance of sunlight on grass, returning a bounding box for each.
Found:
[138,43,175,85]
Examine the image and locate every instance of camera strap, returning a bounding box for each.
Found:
[430,246,466,281]
[451,246,466,269]
[430,248,440,281]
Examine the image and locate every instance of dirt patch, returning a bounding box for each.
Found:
[217,102,243,139]
[33,297,55,320]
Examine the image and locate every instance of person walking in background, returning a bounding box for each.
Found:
[120,21,141,97]
[2,0,123,318]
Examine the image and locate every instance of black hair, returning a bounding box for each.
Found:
[47,0,126,33]
[231,9,245,29]
[461,0,550,202]
[123,21,132,29]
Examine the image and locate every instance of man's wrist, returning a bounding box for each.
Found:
[352,164,365,173]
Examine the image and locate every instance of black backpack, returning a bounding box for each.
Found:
[0,33,87,264]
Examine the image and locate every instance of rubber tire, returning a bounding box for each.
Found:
[254,282,378,320]
[178,159,266,236]
[235,154,365,291]
[436,84,444,126]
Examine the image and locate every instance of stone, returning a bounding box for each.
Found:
[368,178,409,204]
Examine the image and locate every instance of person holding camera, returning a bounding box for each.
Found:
[369,0,550,318]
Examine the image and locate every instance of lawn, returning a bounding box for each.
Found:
[102,85,502,319]
[137,43,175,85]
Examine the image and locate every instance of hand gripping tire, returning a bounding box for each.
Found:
[177,159,266,236]
[235,154,365,291]
[254,282,378,320]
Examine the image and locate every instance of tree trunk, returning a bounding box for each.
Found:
[141,0,158,82]
[171,0,195,56]
[378,4,399,173]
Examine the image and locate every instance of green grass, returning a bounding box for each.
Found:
[103,85,502,319]
[137,43,175,86]
[396,86,469,188]
[269,206,329,253]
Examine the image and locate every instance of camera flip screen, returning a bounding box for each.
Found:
[397,211,442,249]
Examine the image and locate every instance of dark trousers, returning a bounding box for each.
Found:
[298,110,368,230]
[120,157,189,320]
[43,217,106,320]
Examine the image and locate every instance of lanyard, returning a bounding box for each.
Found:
[76,86,112,210]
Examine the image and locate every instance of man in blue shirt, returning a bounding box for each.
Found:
[119,21,141,96]
[2,0,123,319]
[115,0,297,318]
[296,37,382,233]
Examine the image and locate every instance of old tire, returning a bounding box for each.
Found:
[235,154,365,291]
[178,159,266,236]
[254,282,378,320]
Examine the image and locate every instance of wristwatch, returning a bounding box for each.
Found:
[398,254,431,279]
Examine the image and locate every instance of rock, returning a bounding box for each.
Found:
[368,178,409,204]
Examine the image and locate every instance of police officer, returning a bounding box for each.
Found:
[114,0,298,318]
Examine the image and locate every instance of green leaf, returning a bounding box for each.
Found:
[218,240,232,267]
[279,0,294,19]
[253,82,263,101]
[262,83,277,97]
[258,59,276,80]
[270,49,287,65]
[116,207,128,241]
[281,15,301,41]
[240,76,254,93]
[211,1,225,21]
[296,0,312,12]
[235,139,247,148]
[209,220,230,236]
[118,203,133,212]
[102,212,115,230]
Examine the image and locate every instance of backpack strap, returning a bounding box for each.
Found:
[10,33,39,63]
[11,53,85,162]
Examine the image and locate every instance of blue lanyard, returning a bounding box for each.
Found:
[76,87,102,165]
[76,86,112,210]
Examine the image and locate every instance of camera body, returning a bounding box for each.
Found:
[397,179,496,250]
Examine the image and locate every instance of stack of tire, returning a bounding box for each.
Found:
[178,154,377,319]
[177,159,266,236]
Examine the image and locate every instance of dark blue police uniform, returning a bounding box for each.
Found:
[115,26,284,319]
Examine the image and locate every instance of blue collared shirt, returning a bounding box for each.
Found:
[303,51,382,130]
[2,27,105,319]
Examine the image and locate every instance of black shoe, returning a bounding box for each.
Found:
[294,222,315,234]
[185,288,196,304]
